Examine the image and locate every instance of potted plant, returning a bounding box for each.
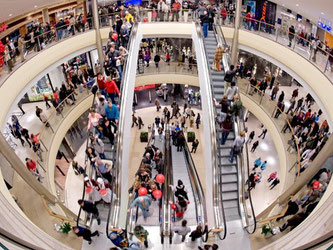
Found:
[140,132,148,143]
[261,223,273,238]
[59,222,72,234]
[187,131,195,142]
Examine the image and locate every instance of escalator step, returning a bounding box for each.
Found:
[220,174,237,183]
[223,200,239,209]
[222,191,238,201]
[221,183,238,192]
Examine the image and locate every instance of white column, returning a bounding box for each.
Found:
[231,0,242,65]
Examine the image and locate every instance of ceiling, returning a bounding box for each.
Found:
[270,0,333,24]
[0,0,332,25]
[0,0,74,23]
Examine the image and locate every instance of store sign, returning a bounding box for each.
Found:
[318,18,332,32]
[0,23,8,33]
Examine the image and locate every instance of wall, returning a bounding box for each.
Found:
[48,66,66,89]
[135,74,199,87]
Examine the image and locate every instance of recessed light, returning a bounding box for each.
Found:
[321,12,325,15]
[296,4,299,7]
[9,14,12,17]
[34,5,38,8]
[282,4,285,6]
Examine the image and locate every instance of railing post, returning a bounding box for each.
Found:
[275,26,279,42]
[272,106,277,117]
[259,94,263,105]
[39,139,48,152]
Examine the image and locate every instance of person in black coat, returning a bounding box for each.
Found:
[73,226,99,244]
[78,199,100,225]
[189,224,208,241]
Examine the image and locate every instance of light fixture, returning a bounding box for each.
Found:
[9,14,12,17]
[34,5,38,8]
[282,4,285,6]
[321,12,325,15]
[296,4,299,7]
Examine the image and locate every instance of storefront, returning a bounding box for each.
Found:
[26,74,53,102]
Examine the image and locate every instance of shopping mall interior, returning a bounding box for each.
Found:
[0,0,332,249]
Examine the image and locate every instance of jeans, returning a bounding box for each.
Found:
[203,23,208,38]
[141,207,149,219]
[94,126,104,139]
[229,147,238,163]
[221,131,230,145]
[117,66,122,79]
[109,92,116,103]
[99,153,106,159]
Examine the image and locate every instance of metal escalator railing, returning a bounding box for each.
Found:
[76,91,97,227]
[106,22,138,236]
[195,21,227,240]
[183,141,208,242]
[214,22,257,234]
[164,128,174,244]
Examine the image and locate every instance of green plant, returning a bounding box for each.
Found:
[140,132,149,142]
[261,224,272,236]
[140,132,148,137]
[187,131,196,142]
[59,222,72,234]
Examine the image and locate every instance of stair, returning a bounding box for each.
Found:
[203,30,241,222]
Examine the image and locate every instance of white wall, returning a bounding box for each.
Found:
[48,66,66,89]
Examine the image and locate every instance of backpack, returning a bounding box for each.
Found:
[224,71,235,82]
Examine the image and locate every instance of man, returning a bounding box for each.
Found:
[73,226,99,244]
[89,134,106,159]
[288,25,295,47]
[107,46,122,78]
[78,199,101,225]
[154,54,161,68]
[224,65,236,91]
[250,140,259,152]
[97,97,107,117]
[105,100,119,132]
[132,114,138,127]
[18,35,26,63]
[258,127,268,139]
[96,73,107,97]
[270,84,279,100]
[157,0,168,21]
[95,159,113,183]
[105,76,120,103]
[171,0,181,22]
[128,196,152,219]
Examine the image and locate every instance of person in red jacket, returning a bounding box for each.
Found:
[246,12,251,30]
[97,73,107,97]
[171,0,181,22]
[105,76,120,103]
[25,158,41,182]
[169,196,189,219]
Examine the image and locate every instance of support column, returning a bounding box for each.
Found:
[91,0,105,74]
[230,0,242,65]
[42,8,50,24]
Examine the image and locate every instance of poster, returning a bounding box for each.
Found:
[255,0,277,25]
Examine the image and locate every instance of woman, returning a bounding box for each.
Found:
[85,146,97,167]
[213,44,227,71]
[189,224,208,241]
[87,108,104,138]
[170,179,189,200]
[102,118,115,146]
[170,196,189,219]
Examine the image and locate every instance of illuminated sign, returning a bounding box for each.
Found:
[0,23,8,33]
[318,18,332,33]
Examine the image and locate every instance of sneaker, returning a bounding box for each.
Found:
[88,241,92,245]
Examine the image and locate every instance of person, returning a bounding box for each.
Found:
[189,224,208,242]
[170,196,189,219]
[170,179,189,201]
[89,134,106,159]
[198,244,219,250]
[268,172,277,182]
[132,114,138,127]
[276,198,300,221]
[261,161,267,171]
[25,158,41,182]
[72,226,99,244]
[72,161,85,175]
[230,94,242,118]
[154,54,161,68]
[191,139,199,153]
[225,81,238,105]
[201,11,209,38]
[229,130,246,163]
[250,140,259,152]
[288,25,295,47]
[224,65,236,90]
[105,101,119,132]
[11,126,25,146]
[176,132,186,152]
[78,199,101,225]
[43,94,51,109]
[105,76,120,103]
[221,114,233,145]
[172,219,191,242]
[134,225,149,248]
[102,118,115,147]
[269,178,280,190]
[270,84,279,100]
[155,98,161,111]
[274,101,285,118]
[20,127,32,148]
[95,159,113,183]
[196,113,201,129]
[157,0,168,21]
[97,97,107,117]
[129,195,152,219]
[108,228,132,248]
[87,108,104,138]
[138,116,144,129]
[258,127,267,139]
[171,0,181,22]
[253,157,262,170]
[247,130,255,144]
[213,45,227,71]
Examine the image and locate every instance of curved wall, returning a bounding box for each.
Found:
[135,74,199,87]
[222,26,333,127]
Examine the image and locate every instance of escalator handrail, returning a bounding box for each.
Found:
[106,22,139,233]
[183,141,208,242]
[76,91,97,227]
[195,21,227,240]
[214,23,257,234]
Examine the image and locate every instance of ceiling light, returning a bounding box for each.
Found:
[282,4,285,6]
[34,5,38,8]
[296,4,299,7]
[9,14,12,17]
[321,12,325,15]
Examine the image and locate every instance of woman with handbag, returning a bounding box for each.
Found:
[229,130,246,163]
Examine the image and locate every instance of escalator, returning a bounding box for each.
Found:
[168,131,207,243]
[197,20,256,245]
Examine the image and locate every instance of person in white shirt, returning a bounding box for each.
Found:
[171,219,191,242]
[225,81,238,104]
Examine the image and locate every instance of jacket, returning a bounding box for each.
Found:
[105,80,120,95]
[105,104,119,120]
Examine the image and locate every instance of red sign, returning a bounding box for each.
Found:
[0,23,8,33]
[134,84,156,91]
